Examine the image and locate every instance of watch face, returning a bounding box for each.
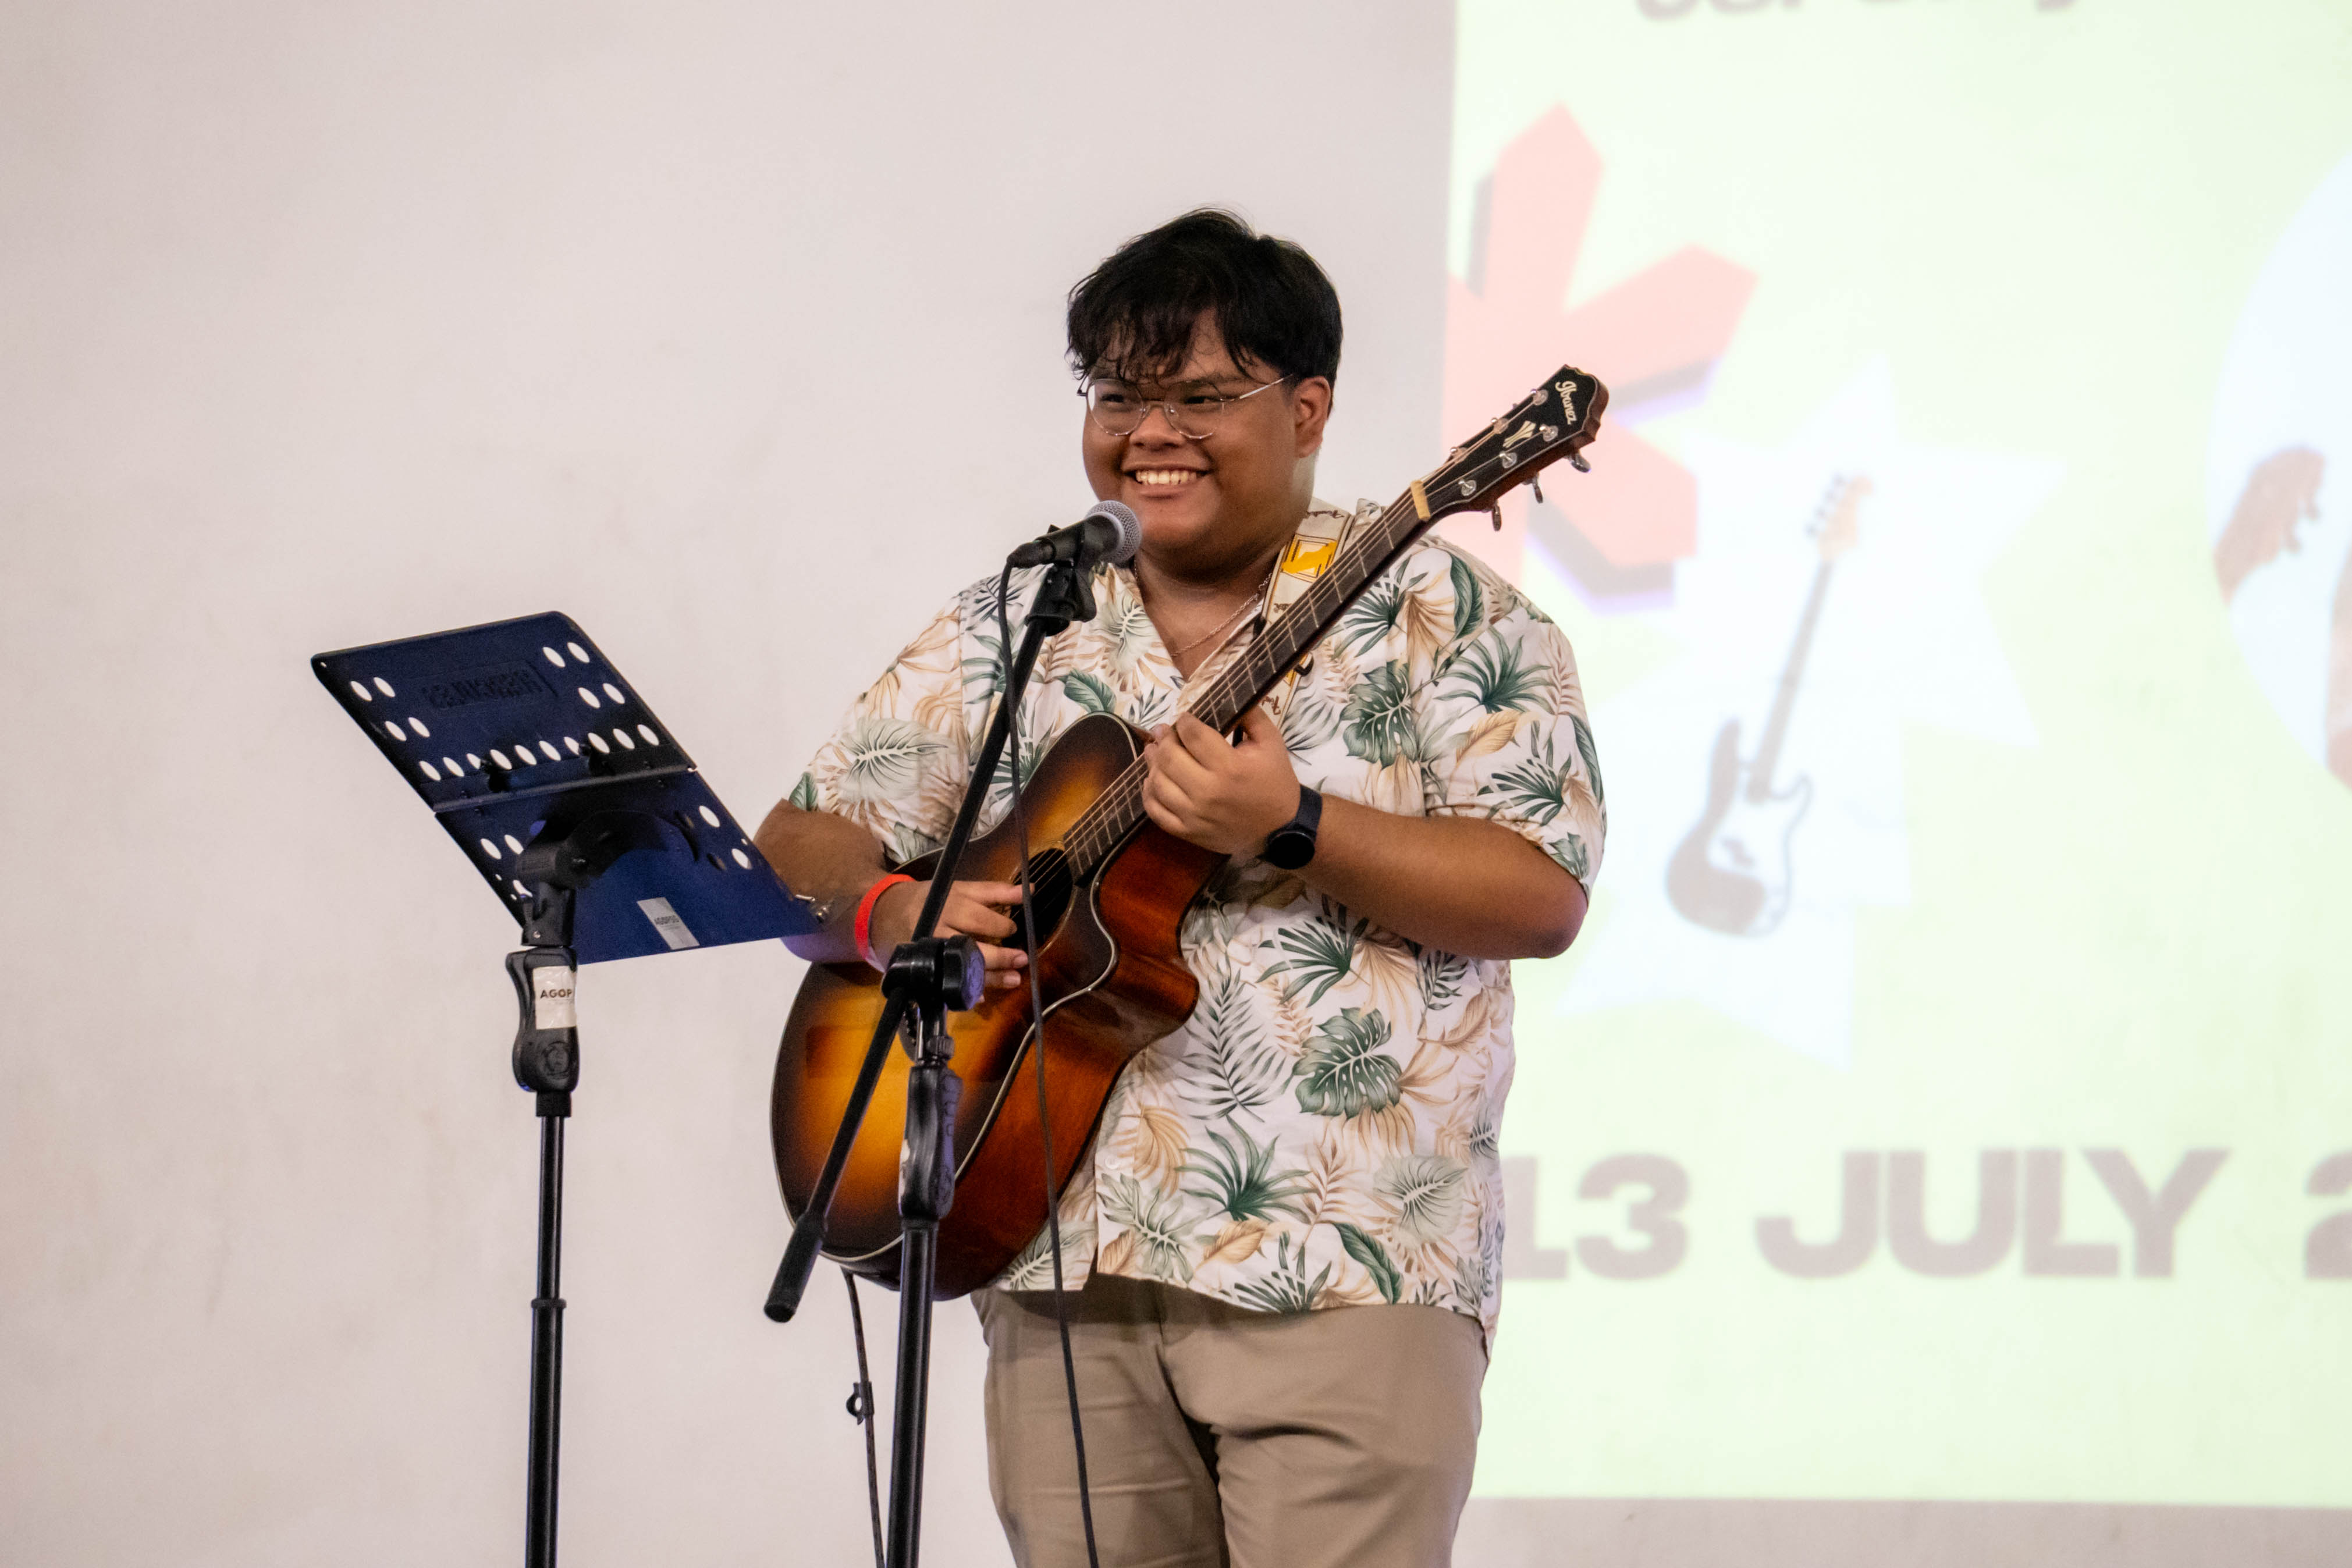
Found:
[1263,829,1313,870]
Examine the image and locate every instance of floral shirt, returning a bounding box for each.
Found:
[794,502,1605,1338]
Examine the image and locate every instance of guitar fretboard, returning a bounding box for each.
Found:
[1057,490,1430,876]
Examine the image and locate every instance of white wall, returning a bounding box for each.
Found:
[0,4,1455,1562]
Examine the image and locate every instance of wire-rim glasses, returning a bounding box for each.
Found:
[1080,375,1292,439]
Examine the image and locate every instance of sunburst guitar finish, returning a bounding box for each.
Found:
[771,714,1219,1296]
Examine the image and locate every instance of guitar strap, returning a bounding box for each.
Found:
[1244,498,1379,717]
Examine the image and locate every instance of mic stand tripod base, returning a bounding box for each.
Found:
[880,934,984,1568]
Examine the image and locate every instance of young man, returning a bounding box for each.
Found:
[756,210,1604,1568]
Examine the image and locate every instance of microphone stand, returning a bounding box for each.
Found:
[763,549,1102,1568]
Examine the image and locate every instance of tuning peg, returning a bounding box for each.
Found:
[1530,475,1545,505]
[1489,503,1504,531]
[1569,452,1590,473]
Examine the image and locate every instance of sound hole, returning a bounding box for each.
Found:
[1016,846,1077,943]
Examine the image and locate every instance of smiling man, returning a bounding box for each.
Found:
[756,211,1605,1568]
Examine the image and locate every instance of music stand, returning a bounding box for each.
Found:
[314,611,820,1568]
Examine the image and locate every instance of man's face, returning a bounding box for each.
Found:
[1080,319,1332,576]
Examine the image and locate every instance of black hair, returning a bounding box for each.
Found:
[1066,208,1342,387]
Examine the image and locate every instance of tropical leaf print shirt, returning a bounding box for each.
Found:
[794,502,1605,1339]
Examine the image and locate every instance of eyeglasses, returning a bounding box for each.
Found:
[1081,375,1292,439]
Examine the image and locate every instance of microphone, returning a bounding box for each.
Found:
[1007,501,1141,570]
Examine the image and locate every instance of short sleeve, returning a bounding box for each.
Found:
[1415,549,1607,893]
[797,598,976,866]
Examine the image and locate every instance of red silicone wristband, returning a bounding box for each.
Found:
[852,873,915,971]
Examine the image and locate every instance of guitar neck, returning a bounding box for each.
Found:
[1744,556,1836,798]
[1061,490,1433,875]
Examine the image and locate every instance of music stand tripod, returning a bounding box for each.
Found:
[761,549,1101,1568]
[314,612,820,1568]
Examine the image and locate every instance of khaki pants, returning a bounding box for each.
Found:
[974,1274,1486,1568]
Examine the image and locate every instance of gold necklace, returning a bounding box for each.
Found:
[1163,594,1259,660]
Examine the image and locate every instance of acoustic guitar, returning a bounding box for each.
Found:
[1665,475,1867,937]
[771,367,1610,1296]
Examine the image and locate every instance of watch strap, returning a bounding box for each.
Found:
[1291,784,1323,838]
[1264,785,1323,869]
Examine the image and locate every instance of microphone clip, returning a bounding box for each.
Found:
[1024,551,1099,631]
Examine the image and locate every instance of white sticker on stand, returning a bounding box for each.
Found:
[532,968,578,1030]
[638,897,699,950]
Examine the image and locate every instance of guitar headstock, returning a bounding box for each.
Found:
[1415,367,1610,524]
[1810,475,1871,562]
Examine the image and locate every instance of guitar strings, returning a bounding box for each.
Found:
[1065,514,1397,869]
[1060,490,1417,872]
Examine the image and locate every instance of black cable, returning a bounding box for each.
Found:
[841,1269,886,1568]
[996,566,1102,1568]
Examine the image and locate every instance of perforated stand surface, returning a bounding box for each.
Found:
[314,611,818,962]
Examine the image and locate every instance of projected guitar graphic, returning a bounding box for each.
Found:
[1667,476,1868,937]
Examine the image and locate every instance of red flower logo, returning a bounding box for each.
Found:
[1441,106,1755,606]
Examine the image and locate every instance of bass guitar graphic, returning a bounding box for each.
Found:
[1667,475,1868,937]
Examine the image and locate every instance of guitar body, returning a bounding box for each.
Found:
[1667,718,1811,937]
[769,712,1224,1297]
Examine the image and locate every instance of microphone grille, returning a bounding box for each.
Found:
[1086,500,1142,565]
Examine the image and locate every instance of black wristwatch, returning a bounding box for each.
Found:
[1262,785,1323,870]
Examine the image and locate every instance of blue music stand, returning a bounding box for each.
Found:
[314,611,819,1568]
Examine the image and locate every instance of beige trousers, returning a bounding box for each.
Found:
[973,1274,1486,1568]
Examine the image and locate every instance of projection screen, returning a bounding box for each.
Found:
[1442,1,2352,1560]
